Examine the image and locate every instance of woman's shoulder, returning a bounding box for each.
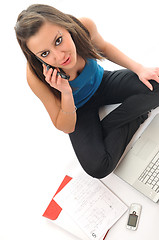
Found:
[26,62,61,125]
[78,17,98,39]
[26,62,59,104]
[26,62,44,94]
[79,17,106,56]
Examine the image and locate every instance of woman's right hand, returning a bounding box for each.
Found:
[43,64,72,94]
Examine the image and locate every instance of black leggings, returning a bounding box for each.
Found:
[69,69,159,179]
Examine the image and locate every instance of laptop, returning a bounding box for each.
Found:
[114,114,159,203]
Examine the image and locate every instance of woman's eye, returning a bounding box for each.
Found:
[55,36,62,46]
[41,51,49,58]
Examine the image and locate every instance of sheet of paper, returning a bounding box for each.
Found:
[54,172,127,240]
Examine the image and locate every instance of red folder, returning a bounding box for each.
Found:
[43,175,109,239]
[43,175,72,220]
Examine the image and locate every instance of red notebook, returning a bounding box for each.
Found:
[43,175,109,239]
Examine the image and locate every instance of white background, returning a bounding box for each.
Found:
[0,0,159,239]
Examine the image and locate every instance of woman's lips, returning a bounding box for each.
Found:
[61,57,71,66]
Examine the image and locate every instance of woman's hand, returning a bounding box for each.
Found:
[137,66,159,91]
[43,64,72,94]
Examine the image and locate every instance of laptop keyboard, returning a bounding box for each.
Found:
[138,156,159,193]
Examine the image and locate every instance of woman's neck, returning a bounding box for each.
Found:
[64,56,86,81]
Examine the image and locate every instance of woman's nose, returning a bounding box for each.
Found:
[52,49,65,63]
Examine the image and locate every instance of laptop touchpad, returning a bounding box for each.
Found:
[133,138,158,161]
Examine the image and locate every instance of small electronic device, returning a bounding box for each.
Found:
[126,203,142,230]
[36,56,70,80]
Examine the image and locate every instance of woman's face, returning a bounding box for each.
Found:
[27,21,77,72]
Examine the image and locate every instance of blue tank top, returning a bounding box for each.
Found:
[69,59,104,108]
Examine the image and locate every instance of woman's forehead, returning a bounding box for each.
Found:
[26,22,65,53]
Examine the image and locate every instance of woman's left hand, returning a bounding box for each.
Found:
[137,66,159,91]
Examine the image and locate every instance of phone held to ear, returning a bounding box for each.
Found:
[36,57,70,80]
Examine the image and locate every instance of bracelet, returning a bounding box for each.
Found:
[61,106,77,114]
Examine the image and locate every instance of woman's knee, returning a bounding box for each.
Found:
[81,153,116,179]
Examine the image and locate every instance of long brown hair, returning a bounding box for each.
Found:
[15,4,104,99]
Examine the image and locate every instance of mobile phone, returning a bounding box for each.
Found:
[126,203,142,230]
[36,57,70,80]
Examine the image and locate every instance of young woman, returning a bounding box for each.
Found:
[15,4,159,179]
